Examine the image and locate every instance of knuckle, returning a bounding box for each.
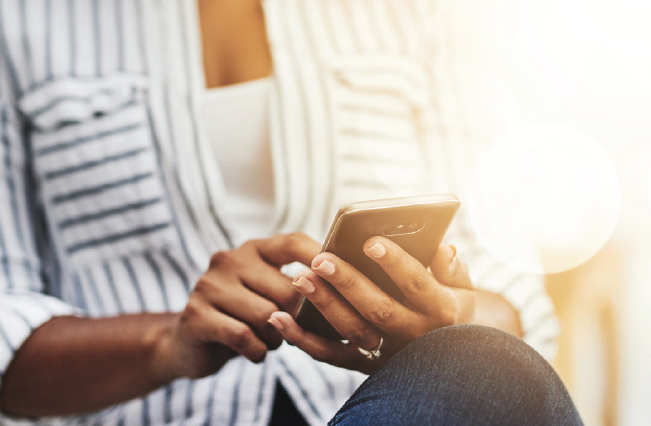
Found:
[182,297,202,320]
[336,271,358,291]
[226,324,255,350]
[350,326,380,350]
[284,232,307,249]
[194,274,229,300]
[193,277,214,295]
[406,269,430,293]
[289,231,308,242]
[240,240,258,253]
[312,289,336,311]
[368,298,394,326]
[247,238,262,248]
[209,250,233,269]
[348,323,378,350]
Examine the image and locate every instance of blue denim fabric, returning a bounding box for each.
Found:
[328,325,582,426]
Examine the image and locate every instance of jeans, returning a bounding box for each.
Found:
[327,325,582,426]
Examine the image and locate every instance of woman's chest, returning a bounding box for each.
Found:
[13,0,434,249]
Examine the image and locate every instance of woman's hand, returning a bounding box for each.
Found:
[166,233,321,379]
[0,233,322,417]
[267,236,475,374]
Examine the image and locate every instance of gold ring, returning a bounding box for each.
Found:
[358,336,383,360]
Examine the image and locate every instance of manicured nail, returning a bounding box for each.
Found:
[292,276,315,294]
[366,243,386,258]
[268,317,284,331]
[269,312,294,331]
[313,259,335,275]
[448,244,457,265]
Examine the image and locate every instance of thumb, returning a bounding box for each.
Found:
[430,244,473,290]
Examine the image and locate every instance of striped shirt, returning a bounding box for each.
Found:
[0,1,560,425]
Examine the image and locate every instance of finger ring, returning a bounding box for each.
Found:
[358,336,383,361]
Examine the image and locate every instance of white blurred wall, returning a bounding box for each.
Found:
[463,0,651,424]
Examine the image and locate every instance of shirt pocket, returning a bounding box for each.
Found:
[327,54,431,203]
[18,75,179,268]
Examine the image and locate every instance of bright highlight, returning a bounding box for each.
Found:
[468,122,621,275]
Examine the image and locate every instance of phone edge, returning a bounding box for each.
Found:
[293,193,460,319]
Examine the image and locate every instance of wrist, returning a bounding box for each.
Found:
[472,289,523,338]
[144,313,184,385]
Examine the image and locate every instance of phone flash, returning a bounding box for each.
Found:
[383,221,425,236]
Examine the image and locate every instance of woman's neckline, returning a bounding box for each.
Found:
[204,77,271,97]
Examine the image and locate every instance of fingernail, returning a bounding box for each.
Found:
[292,276,315,294]
[268,317,284,331]
[269,312,293,330]
[313,259,335,275]
[449,245,457,265]
[366,243,385,258]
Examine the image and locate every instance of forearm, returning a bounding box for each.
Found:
[471,289,523,338]
[0,313,182,418]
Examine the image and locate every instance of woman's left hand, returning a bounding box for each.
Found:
[267,236,476,374]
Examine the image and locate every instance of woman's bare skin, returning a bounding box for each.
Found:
[0,1,521,417]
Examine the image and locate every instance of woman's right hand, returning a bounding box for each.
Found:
[165,233,321,379]
[0,233,320,417]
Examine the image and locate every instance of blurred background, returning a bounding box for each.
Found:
[461,0,651,424]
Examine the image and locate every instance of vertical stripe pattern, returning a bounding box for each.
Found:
[0,1,560,425]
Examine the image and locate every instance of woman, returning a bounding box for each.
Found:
[0,0,578,425]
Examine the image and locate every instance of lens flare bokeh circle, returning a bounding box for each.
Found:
[468,122,621,275]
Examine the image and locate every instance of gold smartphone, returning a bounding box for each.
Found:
[294,193,461,340]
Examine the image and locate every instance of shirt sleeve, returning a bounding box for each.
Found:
[417,0,560,360]
[0,63,77,396]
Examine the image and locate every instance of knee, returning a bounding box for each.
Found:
[353,325,581,425]
[398,324,548,381]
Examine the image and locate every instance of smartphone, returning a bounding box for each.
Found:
[293,193,460,341]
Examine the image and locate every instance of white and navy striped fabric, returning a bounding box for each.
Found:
[0,1,559,425]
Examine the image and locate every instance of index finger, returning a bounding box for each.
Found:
[255,232,321,267]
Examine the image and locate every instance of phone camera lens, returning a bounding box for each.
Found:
[410,222,418,228]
